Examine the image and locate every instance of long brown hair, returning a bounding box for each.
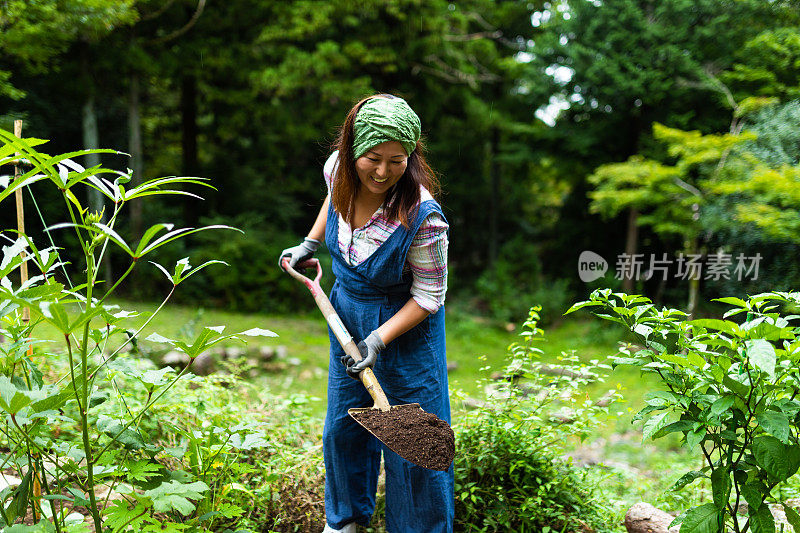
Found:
[331,94,441,228]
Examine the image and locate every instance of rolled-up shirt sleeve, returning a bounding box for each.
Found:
[407,213,449,314]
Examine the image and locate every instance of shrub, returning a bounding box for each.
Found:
[453,307,620,532]
[569,289,800,533]
[0,130,278,531]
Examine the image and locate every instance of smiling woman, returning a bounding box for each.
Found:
[278,93,453,533]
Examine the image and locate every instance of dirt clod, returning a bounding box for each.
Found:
[350,404,455,471]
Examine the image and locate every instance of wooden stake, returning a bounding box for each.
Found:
[13,120,30,327]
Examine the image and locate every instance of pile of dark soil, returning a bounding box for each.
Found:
[350,404,455,471]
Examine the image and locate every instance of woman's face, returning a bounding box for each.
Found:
[355,141,408,199]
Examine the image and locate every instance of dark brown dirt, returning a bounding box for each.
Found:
[349,404,455,471]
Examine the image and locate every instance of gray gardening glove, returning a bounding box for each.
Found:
[341,331,385,379]
[279,237,320,271]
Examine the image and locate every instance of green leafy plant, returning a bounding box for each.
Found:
[453,306,620,532]
[0,129,276,531]
[567,289,800,533]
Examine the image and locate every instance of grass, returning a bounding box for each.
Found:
[33,298,654,422]
[31,298,701,520]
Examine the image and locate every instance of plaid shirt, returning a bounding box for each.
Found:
[324,152,448,313]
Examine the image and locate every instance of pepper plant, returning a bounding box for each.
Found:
[567,289,800,533]
[0,129,275,531]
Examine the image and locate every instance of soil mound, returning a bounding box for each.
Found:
[350,404,455,471]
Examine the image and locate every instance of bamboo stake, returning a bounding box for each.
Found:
[13,120,30,328]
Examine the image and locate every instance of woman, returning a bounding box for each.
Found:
[279,94,453,533]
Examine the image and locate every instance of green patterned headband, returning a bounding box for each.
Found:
[352,96,421,160]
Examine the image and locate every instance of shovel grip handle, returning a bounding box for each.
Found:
[284,258,391,411]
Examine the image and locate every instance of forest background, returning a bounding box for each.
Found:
[1,0,800,322]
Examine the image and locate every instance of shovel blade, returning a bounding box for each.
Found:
[348,403,455,471]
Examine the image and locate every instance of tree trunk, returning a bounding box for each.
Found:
[81,44,112,284]
[128,71,144,241]
[485,130,499,267]
[80,45,102,214]
[687,237,700,320]
[623,208,639,293]
[181,73,200,227]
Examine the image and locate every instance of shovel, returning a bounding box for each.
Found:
[283,258,455,471]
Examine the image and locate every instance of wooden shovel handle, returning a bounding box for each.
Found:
[283,258,391,411]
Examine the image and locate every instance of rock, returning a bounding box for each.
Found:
[191,353,215,375]
[259,346,277,361]
[161,350,190,368]
[737,499,800,532]
[287,357,302,366]
[446,361,458,372]
[224,346,246,360]
[504,322,516,332]
[275,345,289,359]
[536,363,592,380]
[245,357,261,378]
[0,473,22,491]
[461,397,486,409]
[624,502,676,533]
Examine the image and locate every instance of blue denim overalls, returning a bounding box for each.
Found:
[323,198,454,532]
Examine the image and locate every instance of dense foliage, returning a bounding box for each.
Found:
[454,307,620,531]
[570,289,800,533]
[2,0,799,319]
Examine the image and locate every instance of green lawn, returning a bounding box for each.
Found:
[34,298,696,512]
[34,299,651,424]
[85,300,644,419]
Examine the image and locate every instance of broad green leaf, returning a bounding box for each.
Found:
[240,327,278,337]
[139,367,175,387]
[564,300,602,314]
[723,375,750,398]
[748,502,775,533]
[753,436,800,481]
[144,480,209,515]
[757,411,791,443]
[714,297,748,308]
[146,332,175,345]
[642,411,671,441]
[4,521,56,533]
[0,376,31,414]
[689,319,741,335]
[133,223,175,256]
[782,503,800,532]
[747,339,776,378]
[658,352,695,367]
[97,416,145,450]
[654,420,695,439]
[680,503,720,533]
[93,223,134,256]
[741,483,765,510]
[670,470,705,491]
[102,500,149,532]
[686,428,706,450]
[711,466,731,510]
[125,460,162,483]
[7,471,32,525]
[610,356,645,368]
[39,301,70,333]
[710,396,735,417]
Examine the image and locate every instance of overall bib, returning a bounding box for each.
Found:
[323,199,454,532]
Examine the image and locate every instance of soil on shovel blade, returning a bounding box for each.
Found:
[350,404,455,471]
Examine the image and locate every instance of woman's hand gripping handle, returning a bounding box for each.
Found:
[282,259,391,411]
